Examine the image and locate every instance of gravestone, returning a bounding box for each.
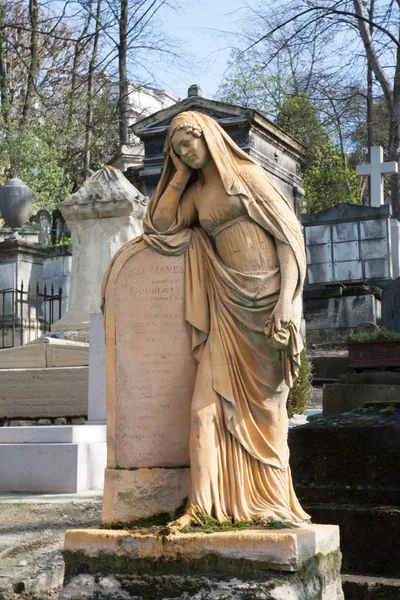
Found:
[382,276,400,332]
[101,239,197,523]
[36,209,52,246]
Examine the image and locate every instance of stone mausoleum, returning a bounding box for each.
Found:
[127,85,308,216]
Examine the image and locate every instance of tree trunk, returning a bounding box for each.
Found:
[21,0,38,124]
[119,0,129,147]
[366,0,374,205]
[84,0,102,180]
[0,2,10,131]
[389,41,400,220]
[353,0,400,215]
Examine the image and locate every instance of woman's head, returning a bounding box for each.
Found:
[167,112,210,170]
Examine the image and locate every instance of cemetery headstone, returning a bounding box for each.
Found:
[101,239,196,523]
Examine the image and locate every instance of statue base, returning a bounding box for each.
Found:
[61,525,344,599]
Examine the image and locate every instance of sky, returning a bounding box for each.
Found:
[146,0,248,101]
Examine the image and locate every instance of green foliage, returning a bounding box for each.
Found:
[349,327,400,342]
[217,51,292,121]
[276,95,327,150]
[276,96,360,213]
[287,346,314,418]
[302,141,360,213]
[218,59,362,213]
[0,117,73,209]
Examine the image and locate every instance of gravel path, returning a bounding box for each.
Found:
[0,501,102,600]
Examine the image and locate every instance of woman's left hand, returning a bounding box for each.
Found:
[264,298,292,337]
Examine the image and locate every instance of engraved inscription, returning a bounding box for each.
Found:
[114,250,197,468]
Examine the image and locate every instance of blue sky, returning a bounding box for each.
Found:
[148,0,247,100]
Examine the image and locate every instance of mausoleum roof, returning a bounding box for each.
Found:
[132,95,309,159]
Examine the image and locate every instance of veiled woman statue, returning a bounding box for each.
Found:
[143,111,310,528]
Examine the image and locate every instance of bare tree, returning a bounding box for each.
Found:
[21,0,38,123]
[84,0,102,178]
[238,0,400,217]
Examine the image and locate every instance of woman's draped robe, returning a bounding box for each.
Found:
[138,113,310,523]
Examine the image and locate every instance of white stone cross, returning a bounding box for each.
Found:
[356,146,398,207]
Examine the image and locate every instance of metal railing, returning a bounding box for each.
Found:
[0,282,63,349]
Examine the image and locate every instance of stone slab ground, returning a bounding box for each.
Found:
[0,498,101,600]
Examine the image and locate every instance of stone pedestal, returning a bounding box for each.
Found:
[51,167,148,341]
[0,424,106,492]
[289,406,400,592]
[61,525,343,600]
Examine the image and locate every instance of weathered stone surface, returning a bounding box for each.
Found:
[109,248,196,469]
[102,242,197,523]
[342,574,400,600]
[304,295,381,331]
[323,383,400,416]
[64,525,340,573]
[340,371,400,384]
[0,337,89,369]
[102,467,190,524]
[310,351,348,381]
[307,506,400,577]
[0,177,32,229]
[289,406,400,506]
[289,407,400,581]
[0,366,88,418]
[52,167,146,334]
[62,526,343,599]
[71,417,86,425]
[382,276,400,333]
[61,567,344,600]
[302,203,393,286]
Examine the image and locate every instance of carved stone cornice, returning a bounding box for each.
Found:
[60,166,149,223]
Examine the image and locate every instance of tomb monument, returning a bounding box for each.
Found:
[62,109,343,599]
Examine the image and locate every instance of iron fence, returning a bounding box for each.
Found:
[0,282,63,349]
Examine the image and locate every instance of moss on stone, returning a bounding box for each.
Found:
[181,512,299,534]
[63,550,342,599]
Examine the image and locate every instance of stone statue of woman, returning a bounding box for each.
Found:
[143,111,310,528]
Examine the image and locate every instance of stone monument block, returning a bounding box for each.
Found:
[102,238,197,523]
[87,313,106,424]
[51,167,148,340]
[382,276,400,332]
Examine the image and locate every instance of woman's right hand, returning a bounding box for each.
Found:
[170,148,192,183]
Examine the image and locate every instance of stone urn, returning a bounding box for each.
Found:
[0,178,32,229]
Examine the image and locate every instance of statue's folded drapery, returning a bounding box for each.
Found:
[140,112,310,523]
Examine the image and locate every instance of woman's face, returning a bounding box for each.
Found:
[171,129,210,170]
